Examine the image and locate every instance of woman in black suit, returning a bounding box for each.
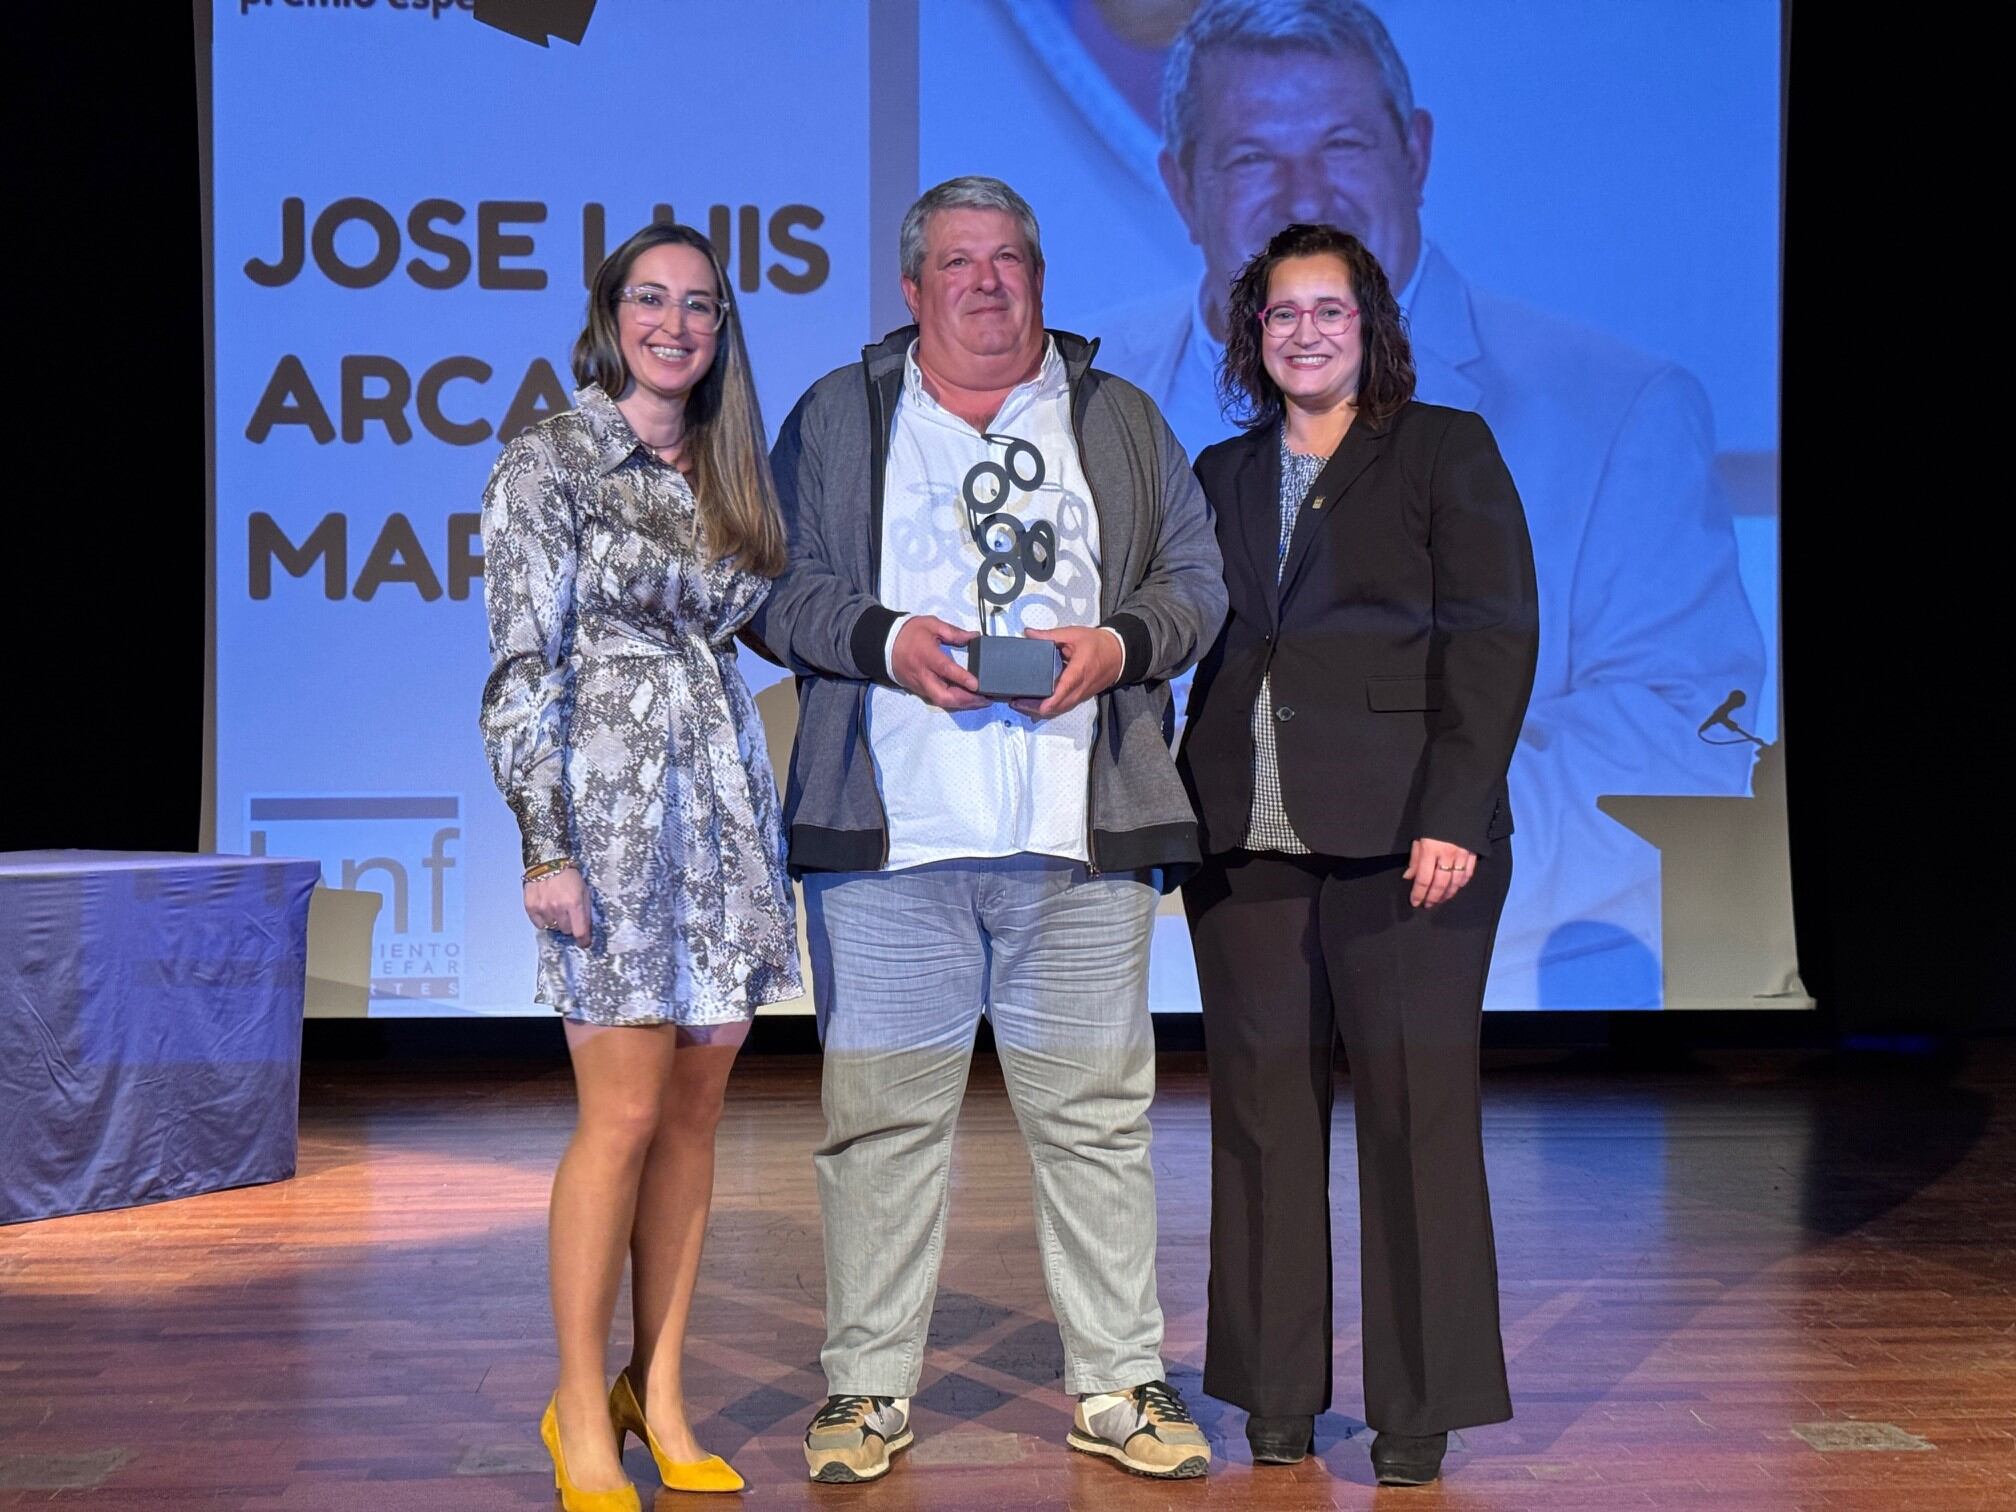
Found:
[1178,223,1539,1486]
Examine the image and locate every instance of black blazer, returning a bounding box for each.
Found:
[1177,401,1539,859]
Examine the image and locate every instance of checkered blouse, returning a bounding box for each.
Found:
[1243,430,1330,853]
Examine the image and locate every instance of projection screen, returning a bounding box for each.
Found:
[201,0,1799,1015]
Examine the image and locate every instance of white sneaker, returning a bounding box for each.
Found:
[1067,1381,1212,1478]
[804,1394,913,1483]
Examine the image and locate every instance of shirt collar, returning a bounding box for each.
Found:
[574,383,653,476]
[901,336,1065,417]
[1392,244,1427,317]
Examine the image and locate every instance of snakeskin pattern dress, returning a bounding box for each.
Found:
[479,385,800,1025]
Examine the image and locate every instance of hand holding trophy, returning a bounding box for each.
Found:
[961,434,1064,700]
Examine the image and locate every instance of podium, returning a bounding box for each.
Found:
[1598,744,1811,1010]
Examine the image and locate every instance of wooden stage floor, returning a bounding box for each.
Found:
[4,1042,2013,1510]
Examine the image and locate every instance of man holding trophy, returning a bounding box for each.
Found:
[752,175,1225,1484]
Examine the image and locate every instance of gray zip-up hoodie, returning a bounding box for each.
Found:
[750,326,1227,885]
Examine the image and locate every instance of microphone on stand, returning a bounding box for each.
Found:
[1697,689,1765,748]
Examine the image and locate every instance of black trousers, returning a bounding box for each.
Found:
[1184,847,1514,1435]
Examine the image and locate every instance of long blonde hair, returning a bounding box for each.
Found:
[572,223,788,577]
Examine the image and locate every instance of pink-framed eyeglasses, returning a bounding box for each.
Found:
[1259,300,1361,337]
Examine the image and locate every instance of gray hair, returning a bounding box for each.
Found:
[1161,0,1417,169]
[898,175,1045,282]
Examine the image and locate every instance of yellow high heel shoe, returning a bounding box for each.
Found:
[610,1369,746,1493]
[540,1393,642,1512]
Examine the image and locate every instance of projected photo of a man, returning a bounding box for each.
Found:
[949,0,1771,1007]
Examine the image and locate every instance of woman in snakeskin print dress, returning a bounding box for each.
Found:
[479,223,798,1505]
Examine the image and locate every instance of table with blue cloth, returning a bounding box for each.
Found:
[0,850,322,1225]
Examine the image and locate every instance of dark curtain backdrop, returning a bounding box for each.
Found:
[4,4,2002,1033]
[10,6,205,860]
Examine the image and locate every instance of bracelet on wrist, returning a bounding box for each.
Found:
[522,858,575,883]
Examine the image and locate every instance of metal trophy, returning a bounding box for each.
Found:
[960,434,1062,700]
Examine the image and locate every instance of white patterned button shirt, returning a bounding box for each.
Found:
[868,340,1104,871]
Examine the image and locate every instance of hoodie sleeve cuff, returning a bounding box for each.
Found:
[849,603,903,684]
[1099,612,1153,685]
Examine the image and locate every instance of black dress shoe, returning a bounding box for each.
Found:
[1245,1414,1314,1465]
[1370,1430,1448,1486]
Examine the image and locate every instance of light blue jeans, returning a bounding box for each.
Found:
[804,855,1166,1397]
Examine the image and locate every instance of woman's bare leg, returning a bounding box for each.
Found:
[549,1020,677,1490]
[624,1018,750,1462]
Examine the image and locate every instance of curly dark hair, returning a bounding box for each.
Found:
[1217,223,1416,430]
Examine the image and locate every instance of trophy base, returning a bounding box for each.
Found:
[966,635,1061,700]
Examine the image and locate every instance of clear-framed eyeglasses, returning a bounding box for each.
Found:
[617,285,729,333]
[1259,300,1361,338]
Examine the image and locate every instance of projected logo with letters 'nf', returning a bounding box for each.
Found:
[248,796,464,1005]
[474,0,594,47]
[962,434,1055,620]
